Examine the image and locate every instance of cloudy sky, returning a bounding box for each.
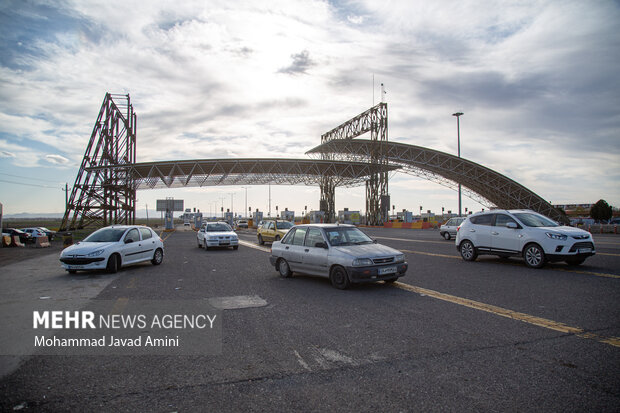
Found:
[0,0,618,218]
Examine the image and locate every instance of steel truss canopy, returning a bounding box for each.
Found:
[85,158,399,190]
[307,139,567,223]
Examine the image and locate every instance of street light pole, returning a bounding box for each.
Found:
[229,193,235,218]
[452,112,464,216]
[241,187,248,218]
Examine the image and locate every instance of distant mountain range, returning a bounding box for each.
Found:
[2,210,163,220]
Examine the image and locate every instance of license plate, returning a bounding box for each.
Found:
[378,266,397,275]
[578,248,592,253]
[68,265,84,270]
[220,242,230,245]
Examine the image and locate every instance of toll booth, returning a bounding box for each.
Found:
[338,209,361,225]
[280,209,295,221]
[397,210,413,223]
[307,210,325,223]
[253,211,263,227]
[164,211,174,230]
[193,213,203,229]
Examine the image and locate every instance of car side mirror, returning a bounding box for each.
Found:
[125,238,134,244]
[506,222,518,229]
[373,239,378,244]
[315,242,328,249]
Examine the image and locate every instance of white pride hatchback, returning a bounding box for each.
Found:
[455,209,595,268]
[60,225,164,274]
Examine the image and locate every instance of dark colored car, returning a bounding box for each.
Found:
[4,228,33,244]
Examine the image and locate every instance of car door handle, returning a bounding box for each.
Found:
[285,246,289,250]
[491,232,499,235]
[304,249,310,252]
[469,229,476,232]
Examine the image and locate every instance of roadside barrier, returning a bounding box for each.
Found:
[10,235,25,248]
[35,236,51,248]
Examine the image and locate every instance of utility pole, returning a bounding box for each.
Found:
[219,197,226,218]
[452,112,464,216]
[62,183,69,208]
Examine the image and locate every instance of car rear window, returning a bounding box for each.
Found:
[291,227,307,246]
[305,228,324,247]
[469,214,494,226]
[139,228,153,240]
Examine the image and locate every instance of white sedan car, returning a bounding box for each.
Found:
[197,222,239,250]
[59,225,164,274]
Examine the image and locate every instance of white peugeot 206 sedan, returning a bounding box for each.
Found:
[455,209,595,268]
[59,225,164,274]
[270,224,408,289]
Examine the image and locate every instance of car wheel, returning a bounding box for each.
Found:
[151,248,163,265]
[459,240,477,262]
[330,266,350,290]
[443,232,451,240]
[258,234,264,245]
[106,254,120,273]
[566,258,585,266]
[278,258,292,278]
[523,243,546,269]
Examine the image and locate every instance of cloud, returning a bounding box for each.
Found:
[45,154,70,165]
[278,50,315,75]
[0,0,618,215]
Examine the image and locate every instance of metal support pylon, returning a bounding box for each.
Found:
[60,93,137,230]
[320,102,389,225]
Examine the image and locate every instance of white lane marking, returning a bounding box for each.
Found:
[293,350,311,371]
[238,239,270,252]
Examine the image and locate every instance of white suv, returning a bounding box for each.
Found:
[455,209,595,268]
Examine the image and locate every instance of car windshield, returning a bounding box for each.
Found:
[207,223,232,232]
[276,221,294,229]
[325,227,373,246]
[513,213,559,228]
[83,228,127,242]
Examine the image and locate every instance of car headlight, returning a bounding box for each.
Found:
[353,258,373,266]
[545,233,567,241]
[394,254,405,263]
[87,249,105,257]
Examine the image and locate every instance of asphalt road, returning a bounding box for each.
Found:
[1,227,619,412]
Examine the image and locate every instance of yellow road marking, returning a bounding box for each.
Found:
[401,249,460,259]
[161,231,175,242]
[393,282,620,348]
[374,236,447,245]
[109,297,129,315]
[597,252,620,257]
[126,277,137,289]
[552,268,620,279]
